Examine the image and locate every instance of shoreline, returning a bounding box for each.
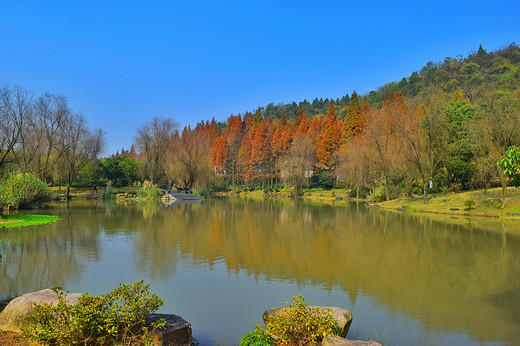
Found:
[212,186,520,220]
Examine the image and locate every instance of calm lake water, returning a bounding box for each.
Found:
[1,198,519,345]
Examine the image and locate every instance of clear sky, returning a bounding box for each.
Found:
[1,1,519,155]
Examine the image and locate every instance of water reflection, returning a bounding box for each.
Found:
[1,198,519,344]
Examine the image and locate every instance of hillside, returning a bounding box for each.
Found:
[237,43,520,122]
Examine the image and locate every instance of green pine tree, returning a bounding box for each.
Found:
[343,90,361,139]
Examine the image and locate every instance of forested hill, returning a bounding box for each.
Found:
[236,43,520,122]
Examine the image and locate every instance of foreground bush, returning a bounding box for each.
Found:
[240,329,275,346]
[23,280,165,345]
[0,172,51,209]
[243,295,341,346]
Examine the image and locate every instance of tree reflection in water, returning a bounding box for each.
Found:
[1,198,519,344]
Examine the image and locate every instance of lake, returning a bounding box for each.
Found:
[1,198,519,345]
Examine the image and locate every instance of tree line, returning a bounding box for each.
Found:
[2,43,520,202]
[0,85,105,195]
[244,43,520,121]
[135,85,519,204]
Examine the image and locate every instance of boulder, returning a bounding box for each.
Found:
[146,313,193,346]
[0,290,194,346]
[263,306,353,338]
[0,298,11,313]
[0,289,81,333]
[323,335,382,346]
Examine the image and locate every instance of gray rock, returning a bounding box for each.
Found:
[146,313,193,346]
[0,290,194,346]
[263,306,353,338]
[322,335,382,346]
[0,288,81,333]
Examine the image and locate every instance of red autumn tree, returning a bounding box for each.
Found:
[357,101,372,134]
[250,121,272,183]
[293,111,309,138]
[211,134,227,175]
[316,100,342,170]
[224,114,244,185]
[238,132,253,183]
[307,115,322,147]
[272,113,292,159]
[207,117,221,142]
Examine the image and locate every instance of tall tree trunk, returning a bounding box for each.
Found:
[383,175,390,201]
[501,177,507,209]
[499,169,507,209]
[423,181,428,204]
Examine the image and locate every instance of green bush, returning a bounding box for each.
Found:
[138,187,161,199]
[194,188,209,198]
[313,172,335,189]
[101,182,116,200]
[348,186,371,199]
[23,280,165,346]
[0,172,51,209]
[239,329,275,346]
[367,186,386,202]
[101,187,116,199]
[212,181,231,192]
[256,295,341,346]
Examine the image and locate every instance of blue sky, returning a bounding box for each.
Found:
[1,1,519,155]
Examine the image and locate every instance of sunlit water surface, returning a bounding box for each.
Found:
[1,198,519,345]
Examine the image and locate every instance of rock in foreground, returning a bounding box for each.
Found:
[146,313,193,346]
[0,289,81,333]
[0,289,195,346]
[323,335,382,346]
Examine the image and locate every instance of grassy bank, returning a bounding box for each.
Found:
[375,186,520,218]
[0,214,61,228]
[214,186,520,219]
[214,187,351,201]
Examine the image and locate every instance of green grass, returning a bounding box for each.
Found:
[376,186,520,218]
[0,214,61,228]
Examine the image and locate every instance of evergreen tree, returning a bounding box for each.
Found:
[343,90,361,139]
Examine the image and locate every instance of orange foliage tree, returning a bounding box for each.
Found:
[316,100,342,170]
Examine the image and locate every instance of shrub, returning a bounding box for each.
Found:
[194,188,209,198]
[464,200,475,210]
[258,295,341,346]
[101,187,116,199]
[367,186,386,202]
[313,172,335,189]
[0,172,51,209]
[239,329,275,346]
[100,181,116,200]
[23,280,165,346]
[138,185,161,199]
[348,186,371,199]
[212,181,231,192]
